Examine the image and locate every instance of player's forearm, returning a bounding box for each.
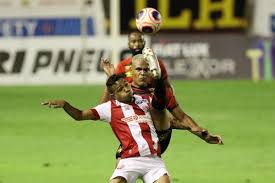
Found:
[182,114,202,131]
[182,115,213,141]
[181,115,209,139]
[63,102,84,121]
[169,112,221,143]
[181,115,222,143]
[170,109,202,131]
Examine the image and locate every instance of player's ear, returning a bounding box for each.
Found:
[109,85,116,95]
[128,40,131,48]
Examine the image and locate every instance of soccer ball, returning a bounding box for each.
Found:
[136,8,162,34]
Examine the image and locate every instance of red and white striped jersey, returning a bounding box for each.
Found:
[91,94,161,159]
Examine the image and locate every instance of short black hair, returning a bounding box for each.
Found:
[106,74,126,94]
[128,31,144,38]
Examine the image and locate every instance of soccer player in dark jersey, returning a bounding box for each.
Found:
[100,32,223,152]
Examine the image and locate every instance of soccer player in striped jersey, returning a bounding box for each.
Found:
[42,73,171,183]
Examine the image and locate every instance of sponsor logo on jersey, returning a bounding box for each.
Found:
[121,114,151,124]
[135,98,148,105]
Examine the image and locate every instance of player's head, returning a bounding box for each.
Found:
[106,74,133,103]
[128,31,145,56]
[131,54,150,88]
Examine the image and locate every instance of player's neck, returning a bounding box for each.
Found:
[131,83,146,89]
[122,97,134,104]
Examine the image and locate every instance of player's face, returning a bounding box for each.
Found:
[131,60,150,88]
[128,33,145,55]
[112,78,133,103]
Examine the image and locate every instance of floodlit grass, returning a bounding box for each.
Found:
[0,80,274,183]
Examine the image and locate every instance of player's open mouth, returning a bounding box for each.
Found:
[139,77,146,81]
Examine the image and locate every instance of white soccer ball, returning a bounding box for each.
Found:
[136,8,162,34]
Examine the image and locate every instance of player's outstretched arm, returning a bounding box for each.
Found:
[42,100,96,121]
[170,105,223,144]
[99,58,114,104]
[170,108,202,131]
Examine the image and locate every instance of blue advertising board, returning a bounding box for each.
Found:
[0,17,95,37]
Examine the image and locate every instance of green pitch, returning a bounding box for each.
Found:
[0,80,274,183]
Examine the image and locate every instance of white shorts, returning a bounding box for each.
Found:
[110,155,169,183]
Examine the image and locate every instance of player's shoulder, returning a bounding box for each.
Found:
[157,59,168,75]
[157,59,166,67]
[96,100,112,108]
[119,57,132,66]
[116,56,133,77]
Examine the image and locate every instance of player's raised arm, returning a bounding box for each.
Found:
[101,58,115,77]
[99,58,115,104]
[41,100,96,121]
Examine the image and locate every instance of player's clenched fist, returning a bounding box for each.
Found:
[41,100,66,108]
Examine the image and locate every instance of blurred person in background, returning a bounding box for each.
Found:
[42,73,172,183]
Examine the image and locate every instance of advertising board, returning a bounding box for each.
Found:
[0,37,128,85]
[151,34,250,79]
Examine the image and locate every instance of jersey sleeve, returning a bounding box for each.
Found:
[115,62,125,74]
[91,101,111,123]
[165,86,178,111]
[158,60,168,80]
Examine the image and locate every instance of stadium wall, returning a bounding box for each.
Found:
[0,0,274,85]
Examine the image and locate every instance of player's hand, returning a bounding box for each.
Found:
[204,133,223,145]
[41,100,66,108]
[100,58,115,77]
